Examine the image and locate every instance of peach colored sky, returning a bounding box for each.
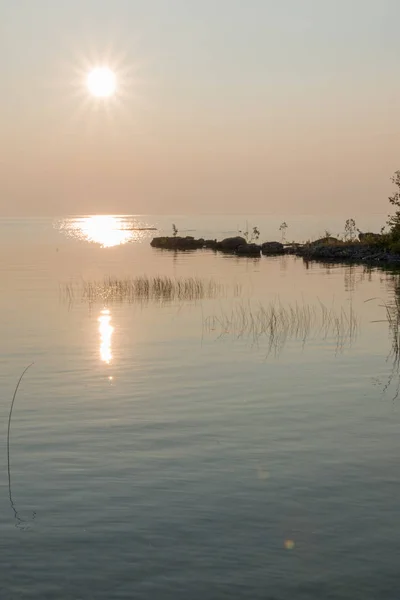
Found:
[1,0,399,216]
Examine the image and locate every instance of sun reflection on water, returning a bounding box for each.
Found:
[80,216,133,247]
[57,215,155,248]
[98,309,114,364]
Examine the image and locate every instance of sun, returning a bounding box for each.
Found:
[86,67,117,98]
[65,46,147,126]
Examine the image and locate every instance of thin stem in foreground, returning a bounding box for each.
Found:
[7,363,34,528]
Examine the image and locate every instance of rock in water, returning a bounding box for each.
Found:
[218,236,246,251]
[236,243,261,255]
[261,241,284,255]
[203,239,219,250]
[150,236,205,250]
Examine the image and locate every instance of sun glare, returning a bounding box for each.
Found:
[87,67,117,98]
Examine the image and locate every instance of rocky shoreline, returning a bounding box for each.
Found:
[150,235,400,266]
[150,235,289,255]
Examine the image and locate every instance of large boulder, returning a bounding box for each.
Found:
[236,243,261,255]
[261,241,284,255]
[218,236,246,252]
[151,236,205,250]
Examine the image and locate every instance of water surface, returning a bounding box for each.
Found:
[1,215,399,599]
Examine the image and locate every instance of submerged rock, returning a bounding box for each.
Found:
[261,241,284,255]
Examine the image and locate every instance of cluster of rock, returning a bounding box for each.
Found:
[150,235,285,256]
[298,241,400,264]
[150,233,400,265]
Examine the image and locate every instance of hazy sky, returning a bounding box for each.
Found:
[1,0,400,216]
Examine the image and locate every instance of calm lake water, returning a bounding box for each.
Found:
[1,214,400,599]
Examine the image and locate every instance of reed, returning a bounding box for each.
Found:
[367,295,400,363]
[7,363,34,529]
[383,299,400,400]
[203,299,358,355]
[385,295,400,364]
[62,275,232,304]
[367,295,400,399]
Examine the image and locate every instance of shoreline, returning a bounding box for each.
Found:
[150,235,400,267]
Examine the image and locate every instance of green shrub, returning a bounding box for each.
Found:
[362,233,389,247]
[389,240,400,254]
[388,171,400,232]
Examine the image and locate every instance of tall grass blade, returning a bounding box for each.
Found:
[7,363,34,529]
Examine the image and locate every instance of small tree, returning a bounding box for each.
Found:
[344,218,357,241]
[387,171,400,235]
[279,222,288,242]
[239,222,260,243]
[251,226,260,242]
[172,223,178,237]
